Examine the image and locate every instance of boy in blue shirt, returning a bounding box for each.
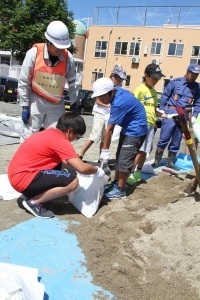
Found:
[92,77,148,199]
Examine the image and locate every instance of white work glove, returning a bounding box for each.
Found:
[191,116,197,124]
[157,109,164,113]
[95,167,106,178]
[99,149,110,163]
[167,114,178,119]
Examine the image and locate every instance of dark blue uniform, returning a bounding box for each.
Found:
[157,77,200,153]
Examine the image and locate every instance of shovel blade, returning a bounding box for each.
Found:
[184,180,198,194]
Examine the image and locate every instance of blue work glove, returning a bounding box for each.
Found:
[22,106,30,124]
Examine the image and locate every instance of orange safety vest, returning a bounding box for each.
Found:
[31,43,67,103]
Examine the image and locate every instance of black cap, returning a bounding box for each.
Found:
[145,64,166,79]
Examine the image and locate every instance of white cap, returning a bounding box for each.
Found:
[91,78,114,98]
[45,21,71,49]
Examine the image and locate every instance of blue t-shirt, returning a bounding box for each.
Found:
[108,87,148,137]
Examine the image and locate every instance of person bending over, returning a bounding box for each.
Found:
[8,112,105,219]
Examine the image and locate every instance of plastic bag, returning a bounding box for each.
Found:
[111,125,122,142]
[68,173,109,218]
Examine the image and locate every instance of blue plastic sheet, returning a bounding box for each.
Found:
[0,218,114,300]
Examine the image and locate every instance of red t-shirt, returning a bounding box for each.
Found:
[8,128,78,192]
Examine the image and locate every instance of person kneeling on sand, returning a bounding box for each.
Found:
[8,112,106,219]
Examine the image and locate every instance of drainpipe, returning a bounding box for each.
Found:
[105,28,113,76]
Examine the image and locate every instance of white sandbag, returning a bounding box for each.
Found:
[68,173,109,218]
[0,263,45,300]
[0,114,22,138]
[0,174,21,200]
[111,125,122,142]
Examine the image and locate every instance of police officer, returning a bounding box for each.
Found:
[19,21,78,143]
[152,64,200,170]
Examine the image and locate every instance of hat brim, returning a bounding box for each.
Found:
[150,73,165,79]
[189,70,200,74]
[91,92,100,98]
[112,73,126,80]
[45,32,71,49]
[50,41,71,49]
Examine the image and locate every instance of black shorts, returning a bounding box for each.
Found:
[116,132,146,173]
[22,166,77,198]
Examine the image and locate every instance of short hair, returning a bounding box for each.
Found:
[56,112,86,136]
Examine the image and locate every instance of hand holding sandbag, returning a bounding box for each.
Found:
[95,167,106,178]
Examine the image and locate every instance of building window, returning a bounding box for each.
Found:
[91,72,104,84]
[168,43,184,56]
[191,46,200,57]
[129,42,141,56]
[125,75,131,87]
[1,56,10,65]
[190,58,200,65]
[94,41,108,58]
[150,42,161,55]
[114,42,128,55]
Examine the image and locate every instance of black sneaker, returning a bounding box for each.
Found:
[22,200,54,219]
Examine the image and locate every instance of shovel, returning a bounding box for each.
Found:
[176,106,200,194]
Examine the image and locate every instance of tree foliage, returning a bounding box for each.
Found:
[0,0,75,63]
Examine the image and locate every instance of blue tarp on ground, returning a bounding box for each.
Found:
[153,152,199,173]
[0,217,114,300]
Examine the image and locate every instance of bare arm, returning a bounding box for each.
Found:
[102,123,115,149]
[62,158,98,175]
[95,98,110,108]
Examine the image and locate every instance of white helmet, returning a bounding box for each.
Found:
[45,21,71,49]
[91,78,114,98]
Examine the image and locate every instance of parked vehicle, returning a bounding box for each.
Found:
[62,89,70,110]
[78,89,94,114]
[2,77,18,102]
[0,76,9,101]
[64,89,95,114]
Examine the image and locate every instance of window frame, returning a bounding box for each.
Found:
[191,46,200,57]
[94,40,108,58]
[1,56,10,65]
[129,42,141,56]
[150,42,162,55]
[167,43,184,57]
[114,41,128,55]
[91,72,104,84]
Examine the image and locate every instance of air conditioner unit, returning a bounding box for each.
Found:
[152,59,160,65]
[132,56,139,64]
[114,64,122,68]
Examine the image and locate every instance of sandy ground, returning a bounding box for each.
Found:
[1,102,200,299]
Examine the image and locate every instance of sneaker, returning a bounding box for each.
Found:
[22,200,54,219]
[103,185,126,200]
[104,181,117,193]
[126,171,141,185]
